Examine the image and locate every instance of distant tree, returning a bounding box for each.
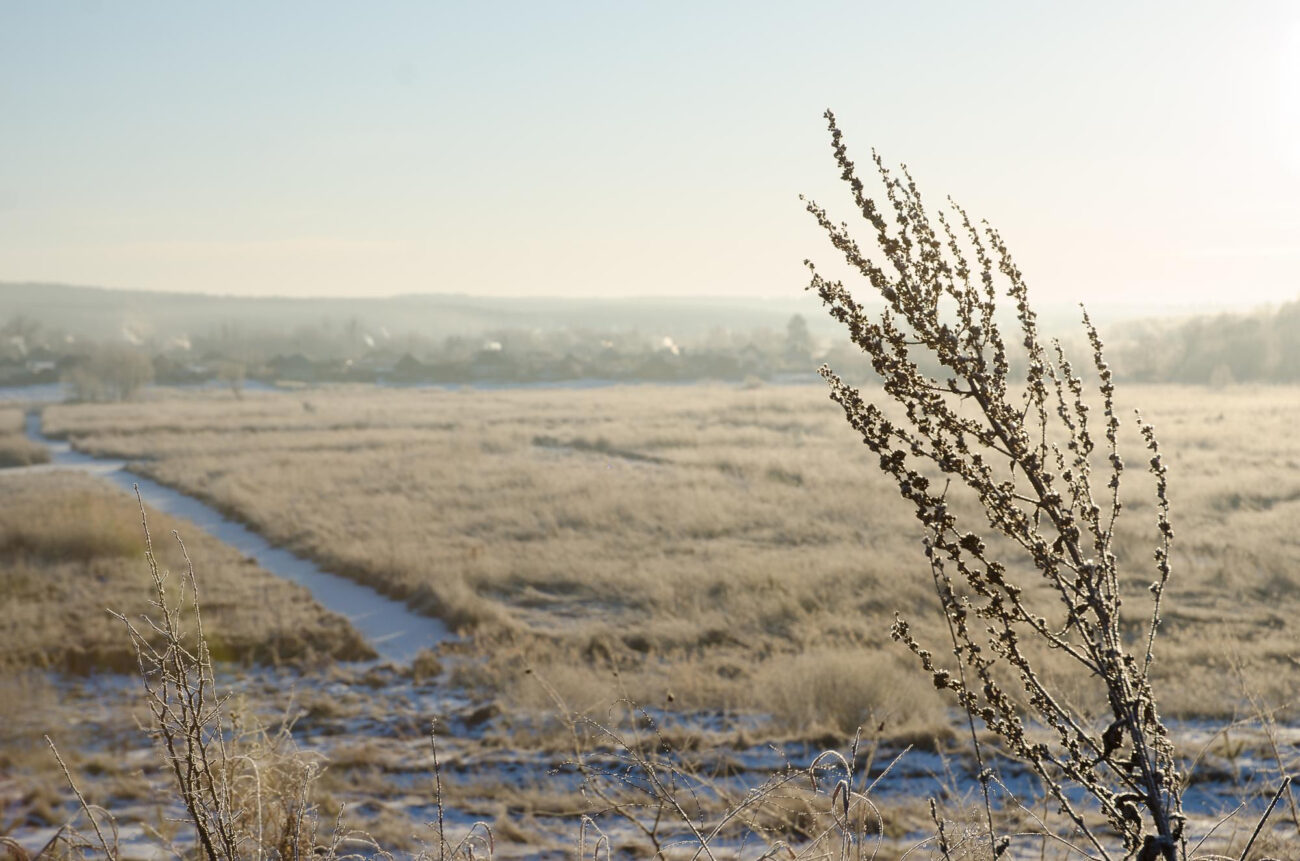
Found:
[1207,363,1235,388]
[217,359,246,399]
[784,314,813,366]
[1,314,42,359]
[63,345,154,401]
[1275,300,1300,382]
[392,353,427,383]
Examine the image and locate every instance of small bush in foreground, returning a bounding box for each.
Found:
[803,110,1293,859]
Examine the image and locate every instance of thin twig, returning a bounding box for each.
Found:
[1238,775,1291,861]
[45,735,113,859]
[430,719,449,861]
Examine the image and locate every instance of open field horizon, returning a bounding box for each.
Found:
[0,378,1297,857]
[34,381,1300,723]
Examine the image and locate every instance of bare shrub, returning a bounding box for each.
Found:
[63,346,153,402]
[96,493,489,861]
[802,109,1211,859]
[114,497,295,860]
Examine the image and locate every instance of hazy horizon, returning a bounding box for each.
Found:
[3,281,1291,355]
[4,278,1287,319]
[4,2,1300,308]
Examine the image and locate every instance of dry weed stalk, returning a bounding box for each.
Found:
[18,737,120,861]
[113,492,243,861]
[100,488,494,861]
[804,110,1194,859]
[111,489,332,861]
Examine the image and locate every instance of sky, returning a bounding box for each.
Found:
[2,1,1299,310]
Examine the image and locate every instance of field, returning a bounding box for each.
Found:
[0,467,374,852]
[37,383,1300,721]
[5,381,1300,856]
[0,470,371,673]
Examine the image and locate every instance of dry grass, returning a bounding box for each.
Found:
[0,470,372,673]
[41,382,1300,730]
[0,408,47,468]
[0,471,367,851]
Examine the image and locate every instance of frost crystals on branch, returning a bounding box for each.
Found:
[804,109,1182,861]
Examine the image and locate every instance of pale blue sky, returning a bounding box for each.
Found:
[2,1,1298,307]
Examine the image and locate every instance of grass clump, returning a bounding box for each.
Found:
[0,408,48,468]
[0,493,141,562]
[754,649,949,743]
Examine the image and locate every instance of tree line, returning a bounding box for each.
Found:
[2,301,1298,400]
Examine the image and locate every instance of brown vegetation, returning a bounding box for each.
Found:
[0,409,47,468]
[0,554,976,861]
[40,381,1300,735]
[2,442,1294,858]
[8,108,1300,859]
[804,116,1186,857]
[0,471,371,673]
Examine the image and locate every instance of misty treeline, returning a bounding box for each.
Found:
[2,298,1299,397]
[1110,299,1300,384]
[0,313,822,394]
